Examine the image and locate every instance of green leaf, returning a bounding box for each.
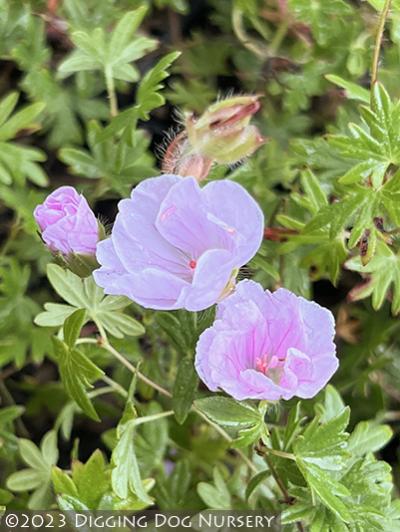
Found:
[63,308,87,349]
[0,92,19,127]
[0,102,45,141]
[46,264,88,308]
[6,469,47,492]
[294,408,350,471]
[319,385,346,422]
[0,405,24,426]
[71,450,108,508]
[52,467,79,499]
[36,266,145,337]
[194,396,262,428]
[136,51,181,120]
[245,470,270,500]
[97,51,180,143]
[108,7,148,59]
[58,10,157,85]
[34,303,77,327]
[172,357,199,424]
[40,431,59,467]
[297,463,351,522]
[96,310,144,338]
[197,468,231,510]
[19,439,47,470]
[347,241,400,314]
[111,401,153,505]
[326,75,370,103]
[347,422,392,456]
[52,337,103,421]
[300,168,328,212]
[328,83,400,188]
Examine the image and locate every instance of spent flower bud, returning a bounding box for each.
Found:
[162,95,265,181]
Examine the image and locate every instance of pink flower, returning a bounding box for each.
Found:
[93,175,264,311]
[195,280,338,401]
[34,186,98,255]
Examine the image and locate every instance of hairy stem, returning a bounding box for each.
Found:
[371,0,392,87]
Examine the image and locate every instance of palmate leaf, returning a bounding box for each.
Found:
[111,400,153,505]
[293,409,352,521]
[277,169,347,283]
[294,408,350,472]
[289,166,400,270]
[35,264,145,338]
[329,83,400,188]
[52,450,108,510]
[288,0,353,46]
[97,51,181,143]
[287,389,394,528]
[0,92,47,186]
[6,431,58,510]
[58,8,157,83]
[59,121,155,196]
[52,336,104,421]
[197,467,231,510]
[346,241,400,314]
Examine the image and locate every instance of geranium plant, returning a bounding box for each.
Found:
[0,1,399,530]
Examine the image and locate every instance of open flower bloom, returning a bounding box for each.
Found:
[195,280,338,400]
[93,175,264,311]
[34,186,98,255]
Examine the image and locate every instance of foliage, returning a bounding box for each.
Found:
[0,1,399,529]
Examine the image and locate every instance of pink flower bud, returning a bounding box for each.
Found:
[34,186,102,277]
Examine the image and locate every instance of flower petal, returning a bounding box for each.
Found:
[111,175,186,275]
[156,177,235,258]
[183,248,234,311]
[203,180,264,264]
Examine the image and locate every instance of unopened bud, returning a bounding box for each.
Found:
[34,186,104,278]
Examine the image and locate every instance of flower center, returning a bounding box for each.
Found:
[189,259,197,270]
[255,354,284,383]
[255,356,269,374]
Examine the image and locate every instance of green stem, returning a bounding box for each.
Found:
[264,455,304,532]
[93,321,259,473]
[270,20,289,55]
[105,67,118,117]
[232,6,266,59]
[264,447,296,460]
[371,0,392,87]
[101,375,128,398]
[132,410,174,426]
[104,340,172,398]
[88,386,119,399]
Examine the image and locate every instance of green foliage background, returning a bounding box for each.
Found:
[0,0,399,529]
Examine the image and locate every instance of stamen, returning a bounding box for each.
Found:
[255,356,269,374]
[189,259,197,269]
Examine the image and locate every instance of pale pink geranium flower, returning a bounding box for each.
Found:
[195,280,338,401]
[93,175,264,311]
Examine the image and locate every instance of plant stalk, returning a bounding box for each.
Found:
[371,0,392,87]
